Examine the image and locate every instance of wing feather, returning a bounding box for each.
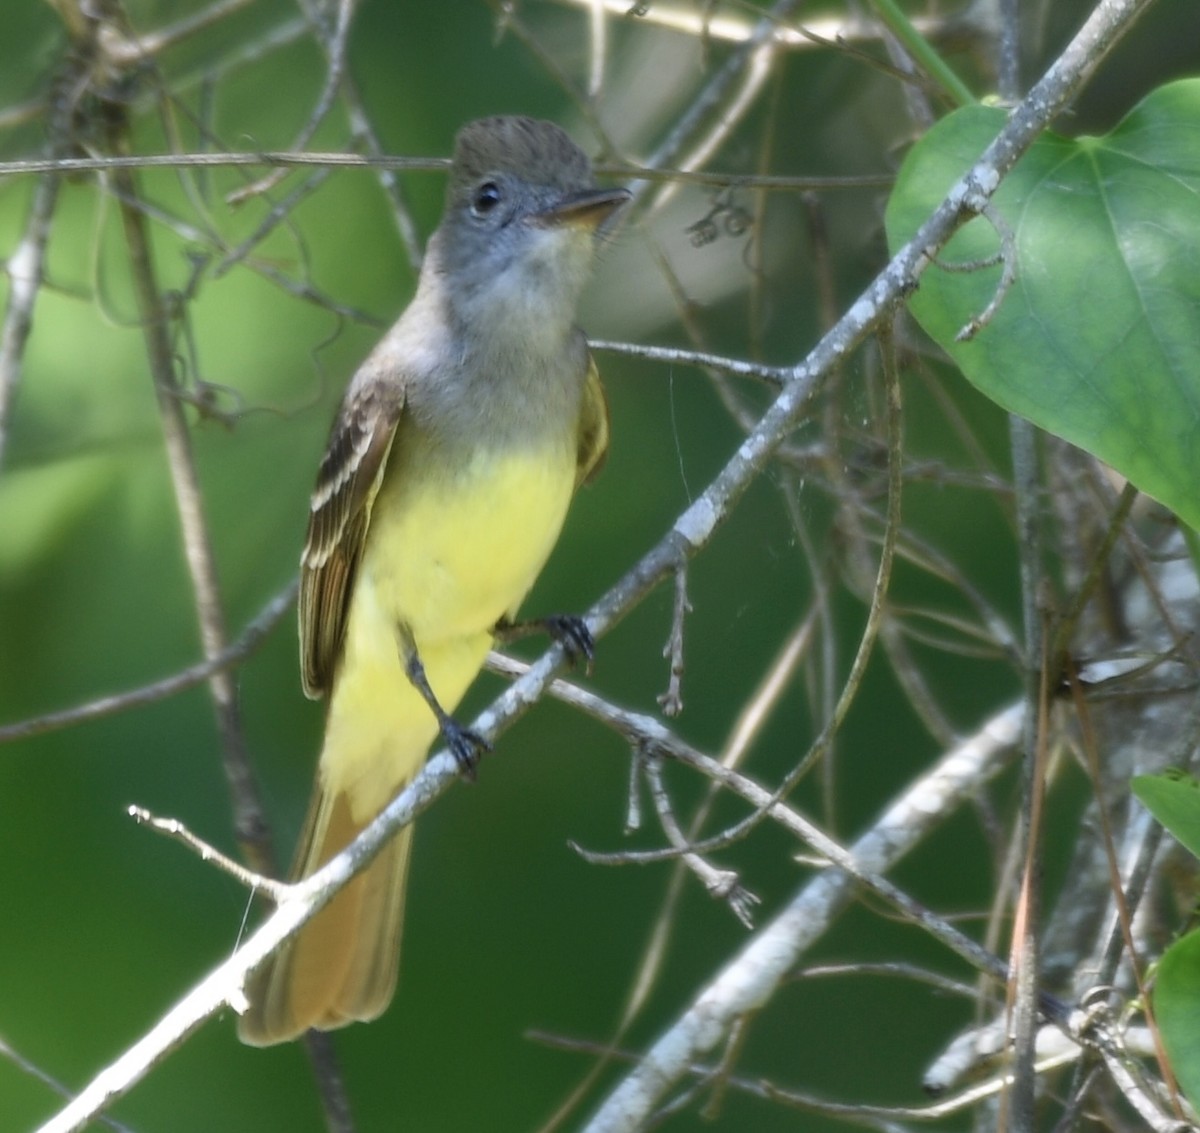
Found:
[299,385,402,698]
[575,353,609,489]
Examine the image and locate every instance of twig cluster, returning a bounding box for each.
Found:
[3,2,1196,1133]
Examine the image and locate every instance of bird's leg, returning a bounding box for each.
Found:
[493,614,595,672]
[398,630,491,779]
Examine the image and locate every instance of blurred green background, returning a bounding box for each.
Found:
[1,1,1198,1130]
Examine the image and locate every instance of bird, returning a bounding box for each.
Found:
[238,116,629,1045]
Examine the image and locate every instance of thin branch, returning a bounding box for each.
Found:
[0,167,60,471]
[1052,481,1141,668]
[215,165,335,276]
[127,806,287,899]
[866,0,975,106]
[0,580,296,746]
[952,201,1019,341]
[578,699,1032,1133]
[17,503,1012,1127]
[493,651,1029,997]
[578,314,900,862]
[31,659,1027,1133]
[626,0,802,214]
[103,89,271,870]
[23,4,1156,1127]
[796,960,982,1001]
[0,148,890,191]
[997,0,1022,102]
[482,0,616,152]
[102,0,258,64]
[580,0,1161,1124]
[589,338,785,386]
[585,0,607,98]
[663,36,777,203]
[534,1023,1166,1126]
[0,21,98,469]
[548,0,992,56]
[34,729,462,1133]
[226,0,357,205]
[1005,408,1045,1132]
[528,612,818,1133]
[656,559,690,716]
[304,1030,356,1133]
[641,755,760,927]
[1067,671,1182,1113]
[0,1033,139,1133]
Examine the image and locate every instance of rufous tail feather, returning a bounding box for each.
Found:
[237,782,412,1046]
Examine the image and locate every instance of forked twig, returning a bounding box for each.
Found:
[128,806,286,899]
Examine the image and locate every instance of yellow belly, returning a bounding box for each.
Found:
[364,439,578,641]
[319,439,577,818]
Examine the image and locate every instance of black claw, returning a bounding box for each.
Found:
[493,613,597,672]
[440,715,491,780]
[543,615,595,667]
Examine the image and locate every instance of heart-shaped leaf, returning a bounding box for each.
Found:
[885,80,1200,529]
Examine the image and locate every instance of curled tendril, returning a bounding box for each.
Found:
[685,187,753,247]
[687,216,720,246]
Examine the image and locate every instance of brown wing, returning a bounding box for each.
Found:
[299,385,402,698]
[575,353,610,489]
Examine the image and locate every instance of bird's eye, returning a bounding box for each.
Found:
[471,181,502,217]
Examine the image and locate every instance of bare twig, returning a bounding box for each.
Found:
[128,806,287,898]
[0,17,101,469]
[585,0,607,98]
[951,200,1019,341]
[641,754,760,927]
[103,90,272,872]
[591,339,788,385]
[226,0,357,205]
[1002,399,1046,1133]
[548,0,991,57]
[0,1033,139,1133]
[656,559,690,716]
[33,751,449,1133]
[0,166,60,471]
[0,148,889,190]
[1067,671,1182,1112]
[16,3,1163,1130]
[102,0,258,64]
[571,694,1033,1133]
[530,1027,1080,1124]
[32,658,1027,1133]
[215,166,334,276]
[527,612,817,1133]
[0,580,296,746]
[0,150,445,177]
[491,652,1028,992]
[579,0,1162,1125]
[304,1030,356,1133]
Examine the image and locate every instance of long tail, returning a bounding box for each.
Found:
[238,780,414,1045]
[238,623,492,1046]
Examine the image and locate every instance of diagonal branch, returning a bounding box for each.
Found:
[580,0,1158,1126]
[26,3,1155,1128]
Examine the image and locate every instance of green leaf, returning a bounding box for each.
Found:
[885,79,1200,529]
[1154,930,1200,1106]
[1133,770,1200,861]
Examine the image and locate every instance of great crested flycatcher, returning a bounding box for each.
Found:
[237,117,629,1045]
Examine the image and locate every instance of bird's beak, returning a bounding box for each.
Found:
[533,186,631,231]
